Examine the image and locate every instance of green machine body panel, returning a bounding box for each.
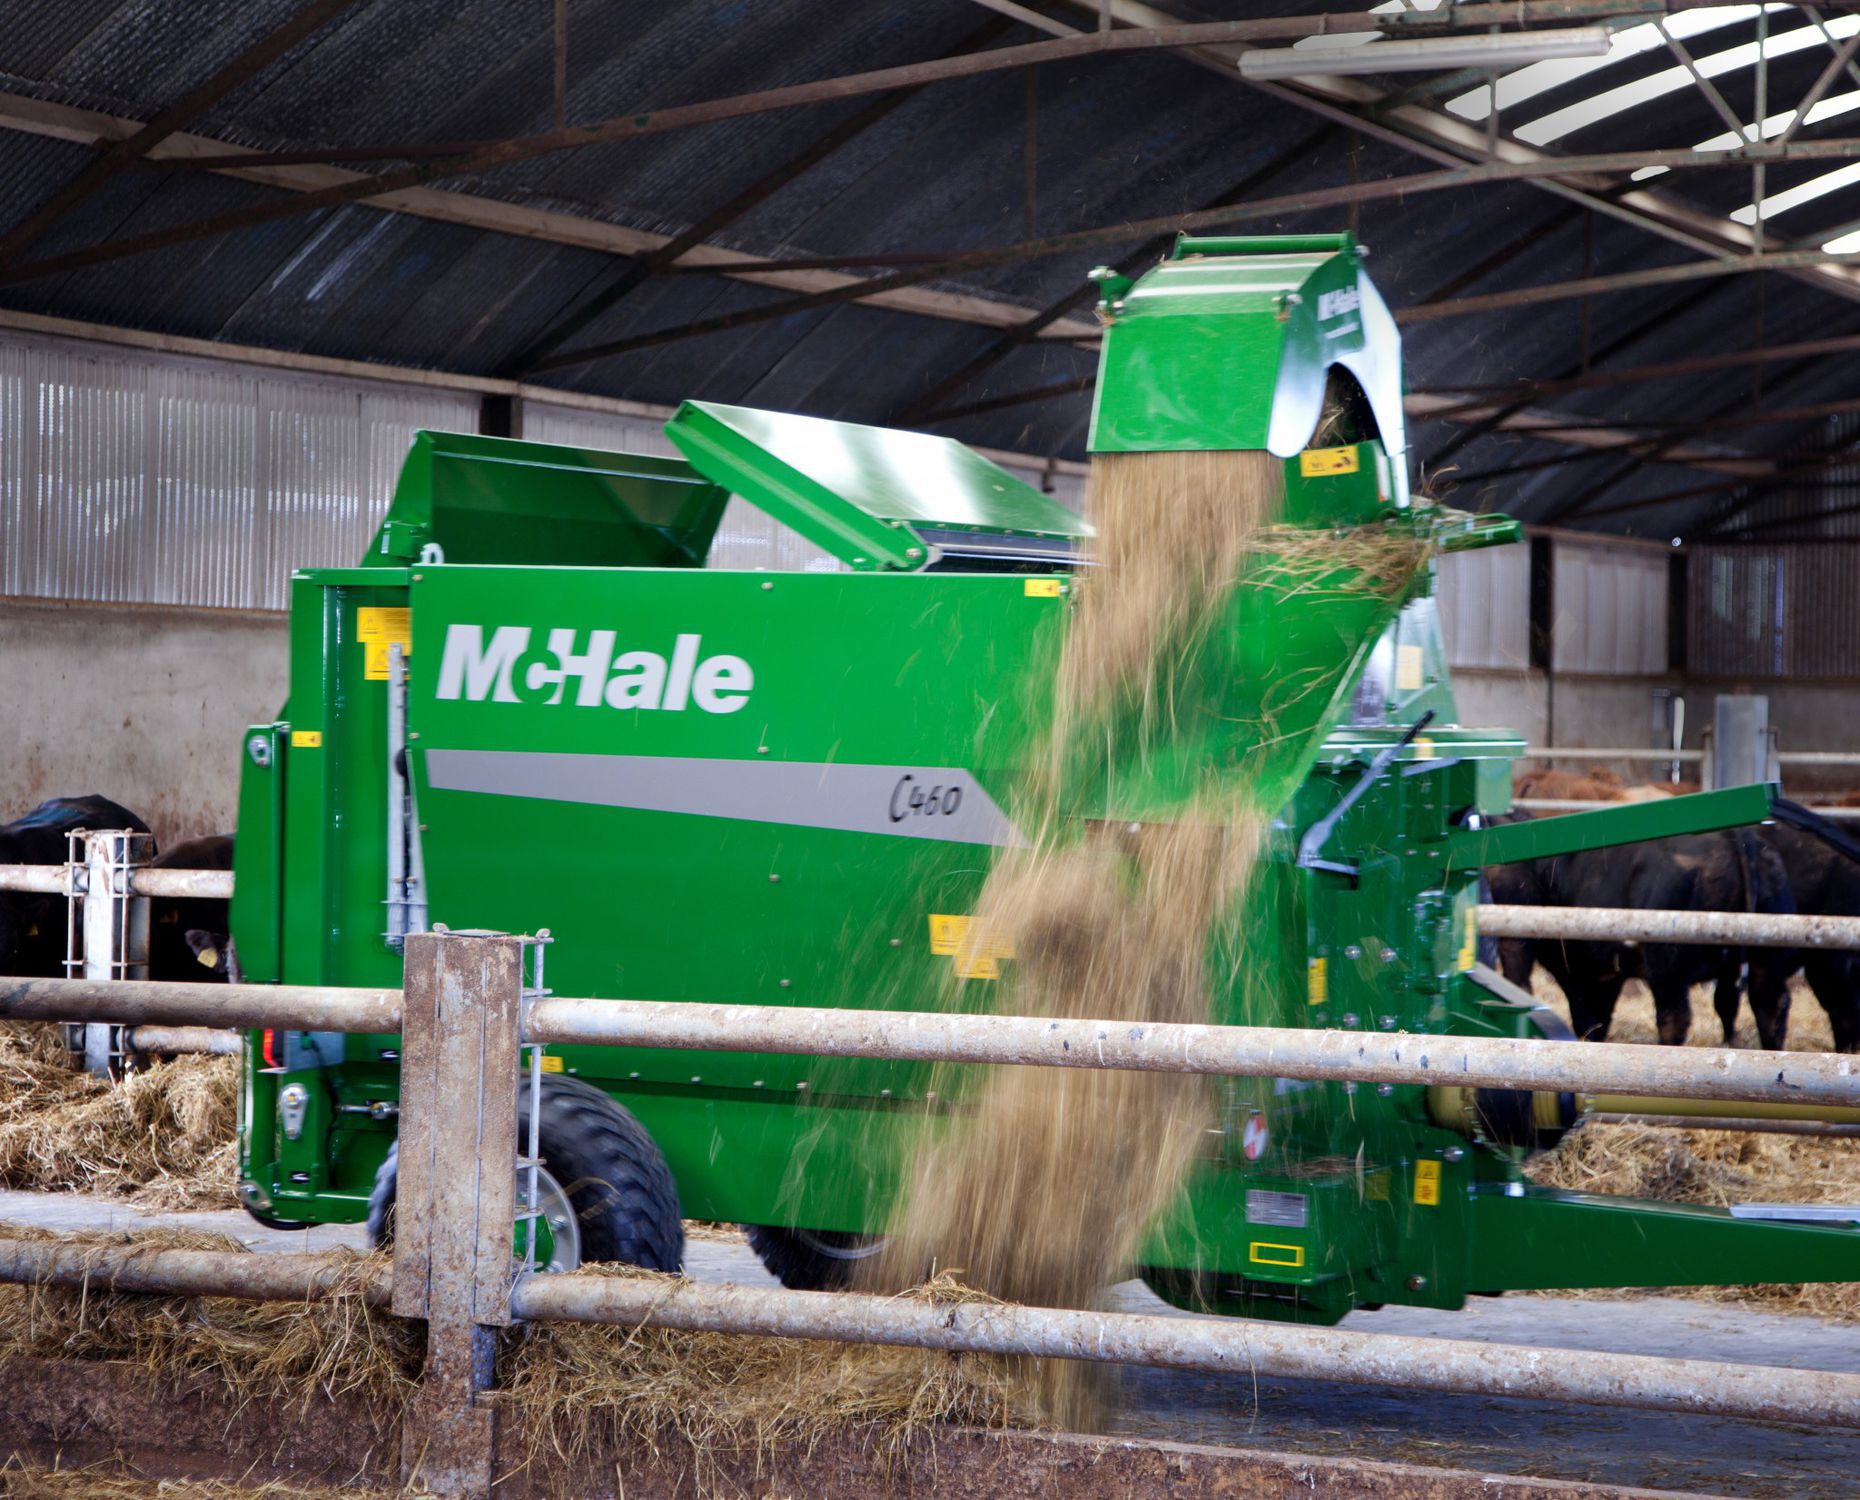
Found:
[229,237,1860,1314]
[362,429,731,570]
[1089,233,1411,505]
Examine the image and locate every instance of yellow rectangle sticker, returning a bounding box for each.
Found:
[1299,445,1359,478]
[358,606,412,681]
[1249,1241,1306,1268]
[537,1053,564,1073]
[1413,1159,1442,1207]
[290,730,322,749]
[928,914,1013,980]
[1024,577,1063,597]
[1306,956,1328,1006]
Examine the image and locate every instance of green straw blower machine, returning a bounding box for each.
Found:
[230,234,1860,1319]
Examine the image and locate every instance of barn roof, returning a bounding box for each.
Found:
[2,0,1858,543]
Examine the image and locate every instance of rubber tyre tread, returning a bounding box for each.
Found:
[742,1224,872,1290]
[365,1075,683,1271]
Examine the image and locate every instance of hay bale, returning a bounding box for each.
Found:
[0,1026,238,1209]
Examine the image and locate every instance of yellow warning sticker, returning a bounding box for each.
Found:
[1412,735,1434,760]
[538,1053,565,1074]
[1396,643,1425,692]
[1024,577,1064,598]
[927,914,967,956]
[1249,1241,1306,1268]
[1413,1159,1442,1207]
[928,914,1014,981]
[358,606,413,681]
[1299,445,1360,478]
[1458,906,1478,972]
[290,730,323,749]
[1306,955,1328,1006]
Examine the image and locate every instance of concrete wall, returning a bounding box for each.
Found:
[0,599,288,847]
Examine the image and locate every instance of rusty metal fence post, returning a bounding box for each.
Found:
[391,927,524,1496]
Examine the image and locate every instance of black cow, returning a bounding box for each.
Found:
[1759,822,1860,1053]
[148,834,235,982]
[0,795,152,977]
[1488,823,1797,1048]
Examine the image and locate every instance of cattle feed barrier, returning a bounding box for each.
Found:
[1475,903,1860,950]
[1515,797,1860,819]
[0,863,233,899]
[4,934,1860,1495]
[5,972,1859,1107]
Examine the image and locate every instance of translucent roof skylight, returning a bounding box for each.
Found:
[1515,12,1860,147]
[1445,6,1771,123]
[1629,91,1860,181]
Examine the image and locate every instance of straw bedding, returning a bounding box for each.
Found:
[0,1224,417,1420]
[0,1225,1027,1494]
[865,450,1437,1427]
[0,1465,399,1499]
[0,1025,238,1209]
[495,1265,1031,1487]
[1527,975,1860,1321]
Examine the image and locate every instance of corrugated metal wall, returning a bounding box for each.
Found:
[1,332,475,611]
[1435,543,1530,670]
[1690,543,1860,679]
[1551,538,1668,675]
[0,335,1096,611]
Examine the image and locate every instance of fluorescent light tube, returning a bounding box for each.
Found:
[1239,27,1613,80]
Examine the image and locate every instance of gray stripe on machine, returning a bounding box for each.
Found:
[425,749,1025,847]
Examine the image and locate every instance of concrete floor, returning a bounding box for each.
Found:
[3,1189,1854,1497]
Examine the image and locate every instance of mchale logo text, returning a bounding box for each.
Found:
[436,625,753,713]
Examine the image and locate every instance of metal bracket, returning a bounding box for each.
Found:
[1297,712,1436,884]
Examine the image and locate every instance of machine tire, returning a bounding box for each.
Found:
[367,1076,684,1270]
[742,1224,884,1290]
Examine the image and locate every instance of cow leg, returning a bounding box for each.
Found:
[1569,974,1626,1042]
[1744,956,1794,1052]
[1805,955,1859,1054]
[1649,977,1693,1047]
[1711,975,1743,1045]
[1498,938,1536,990]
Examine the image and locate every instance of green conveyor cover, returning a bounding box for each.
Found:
[666,399,1092,571]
